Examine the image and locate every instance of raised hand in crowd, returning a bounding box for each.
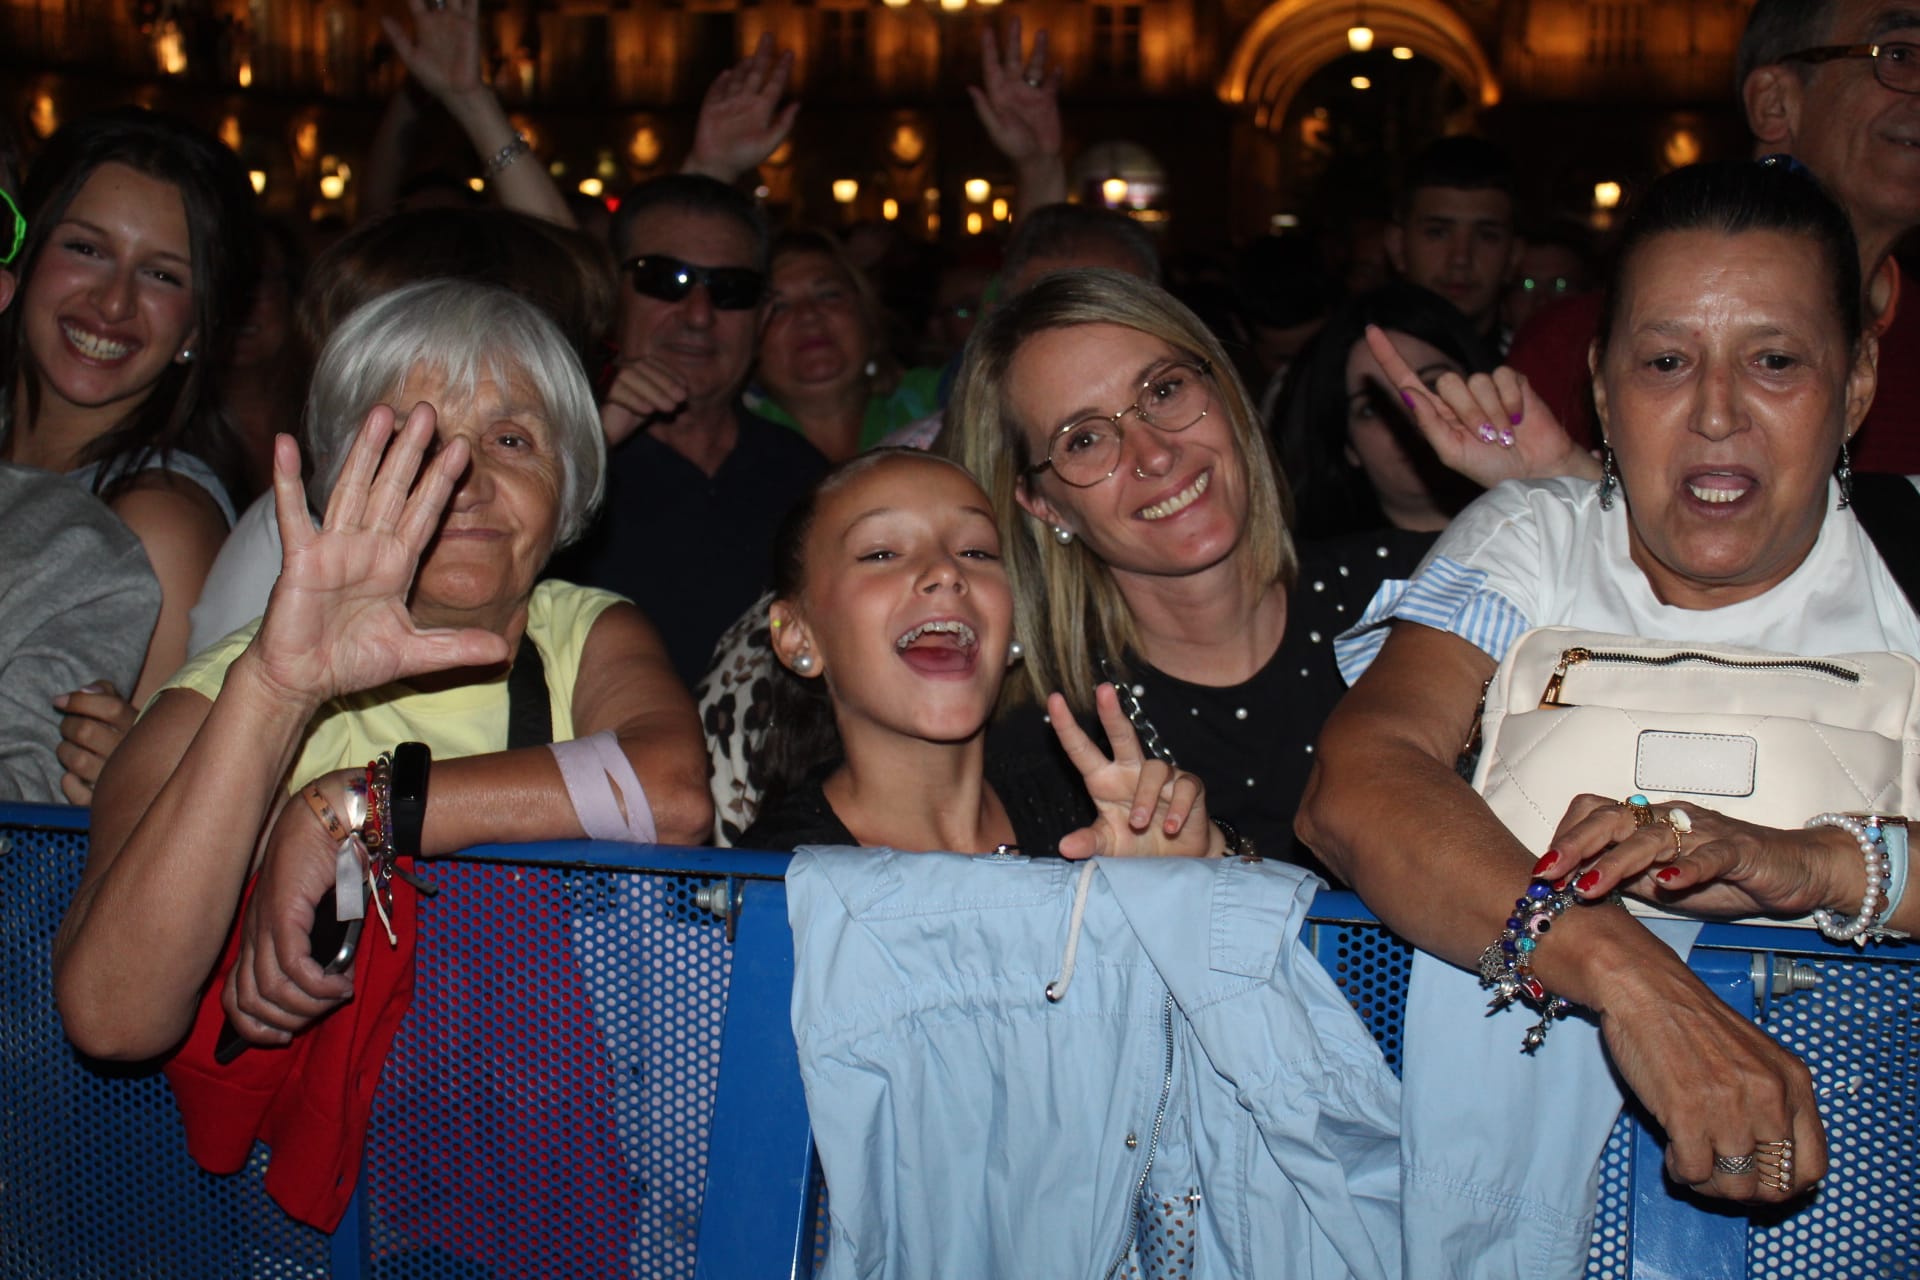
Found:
[254,407,509,706]
[683,33,801,184]
[370,0,573,226]
[971,19,1067,212]
[53,684,138,806]
[1049,684,1226,860]
[1364,324,1602,489]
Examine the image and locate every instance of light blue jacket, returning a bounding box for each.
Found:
[787,848,1403,1279]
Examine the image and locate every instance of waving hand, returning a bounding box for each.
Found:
[252,403,510,706]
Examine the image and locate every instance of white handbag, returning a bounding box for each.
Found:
[1470,626,1920,926]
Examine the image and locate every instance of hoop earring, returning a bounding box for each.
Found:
[1598,443,1618,512]
[1836,440,1854,510]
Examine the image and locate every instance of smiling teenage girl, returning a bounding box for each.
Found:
[0,109,257,712]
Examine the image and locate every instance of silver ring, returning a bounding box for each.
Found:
[1024,74,1044,88]
[1713,1153,1756,1175]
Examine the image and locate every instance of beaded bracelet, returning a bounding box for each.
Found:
[483,132,530,179]
[1807,813,1908,945]
[1478,879,1578,1052]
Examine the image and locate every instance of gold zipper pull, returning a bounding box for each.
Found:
[1540,647,1590,707]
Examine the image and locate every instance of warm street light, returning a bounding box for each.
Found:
[833,178,860,203]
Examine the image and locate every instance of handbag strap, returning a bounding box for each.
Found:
[1850,473,1920,616]
[507,631,554,750]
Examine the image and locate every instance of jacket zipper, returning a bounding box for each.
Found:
[1539,645,1860,708]
[1105,992,1177,1280]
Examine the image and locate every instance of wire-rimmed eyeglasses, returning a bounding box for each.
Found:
[1022,358,1214,489]
[1780,42,1920,94]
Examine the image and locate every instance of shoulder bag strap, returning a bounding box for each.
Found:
[507,631,555,750]
[1849,472,1920,616]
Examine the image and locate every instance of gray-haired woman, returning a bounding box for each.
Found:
[55,278,712,1059]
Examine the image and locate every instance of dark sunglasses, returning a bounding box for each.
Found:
[623,254,765,310]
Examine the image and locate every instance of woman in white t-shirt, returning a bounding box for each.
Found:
[1301,161,1920,1272]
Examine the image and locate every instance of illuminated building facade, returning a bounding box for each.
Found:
[1,0,1754,245]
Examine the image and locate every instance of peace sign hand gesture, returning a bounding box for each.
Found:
[1048,684,1226,860]
[1363,325,1602,489]
[250,403,511,710]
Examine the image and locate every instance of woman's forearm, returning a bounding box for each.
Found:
[441,87,573,227]
[414,736,710,854]
[54,648,319,1058]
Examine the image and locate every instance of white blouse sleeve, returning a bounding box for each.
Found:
[1334,479,1580,683]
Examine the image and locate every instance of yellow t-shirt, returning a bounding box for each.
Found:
[166,579,624,791]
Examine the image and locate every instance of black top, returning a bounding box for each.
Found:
[552,408,829,688]
[985,536,1433,880]
[740,756,1083,855]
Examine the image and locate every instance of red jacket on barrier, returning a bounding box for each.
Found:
[164,871,420,1232]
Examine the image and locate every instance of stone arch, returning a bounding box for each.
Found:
[1220,0,1499,132]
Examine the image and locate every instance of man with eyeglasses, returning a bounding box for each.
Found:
[1509,0,1920,472]
[557,174,828,688]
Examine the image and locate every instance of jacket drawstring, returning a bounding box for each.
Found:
[1046,859,1099,1002]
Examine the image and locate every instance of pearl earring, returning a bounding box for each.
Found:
[177,347,195,364]
[1008,639,1025,663]
[864,357,879,378]
[1052,525,1074,545]
[792,652,817,675]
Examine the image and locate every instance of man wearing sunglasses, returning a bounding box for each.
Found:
[558,174,828,688]
[1508,0,1920,473]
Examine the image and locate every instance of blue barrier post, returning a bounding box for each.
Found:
[1623,949,1759,1280]
[695,877,818,1279]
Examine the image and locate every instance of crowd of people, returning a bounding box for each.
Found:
[5,0,1919,1270]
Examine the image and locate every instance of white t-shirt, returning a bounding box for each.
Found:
[186,491,285,657]
[1337,475,1920,680]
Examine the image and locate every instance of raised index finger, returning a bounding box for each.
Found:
[1092,681,1145,767]
[1362,324,1430,400]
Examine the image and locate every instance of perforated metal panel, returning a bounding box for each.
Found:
[1586,1114,1636,1280]
[1,811,330,1279]
[1311,919,1415,1076]
[1750,955,1920,1278]
[362,858,732,1279]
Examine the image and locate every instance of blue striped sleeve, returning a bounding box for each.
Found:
[1333,556,1531,684]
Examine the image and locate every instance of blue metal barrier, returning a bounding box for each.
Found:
[4,804,1915,1278]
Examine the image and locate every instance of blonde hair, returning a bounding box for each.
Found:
[941,268,1296,711]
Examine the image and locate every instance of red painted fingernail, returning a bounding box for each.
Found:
[1655,866,1681,884]
[1532,851,1561,877]
[1552,875,1573,892]
[1574,870,1602,894]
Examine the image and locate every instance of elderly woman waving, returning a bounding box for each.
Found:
[1301,162,1919,1273]
[54,279,711,1061]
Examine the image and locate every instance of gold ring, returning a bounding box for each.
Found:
[1655,815,1685,859]
[1622,794,1657,828]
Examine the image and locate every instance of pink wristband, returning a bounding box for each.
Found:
[549,731,658,844]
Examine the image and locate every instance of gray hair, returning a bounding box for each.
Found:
[1736,0,1834,93]
[304,279,606,548]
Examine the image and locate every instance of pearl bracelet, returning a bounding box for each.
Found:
[1805,813,1904,946]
